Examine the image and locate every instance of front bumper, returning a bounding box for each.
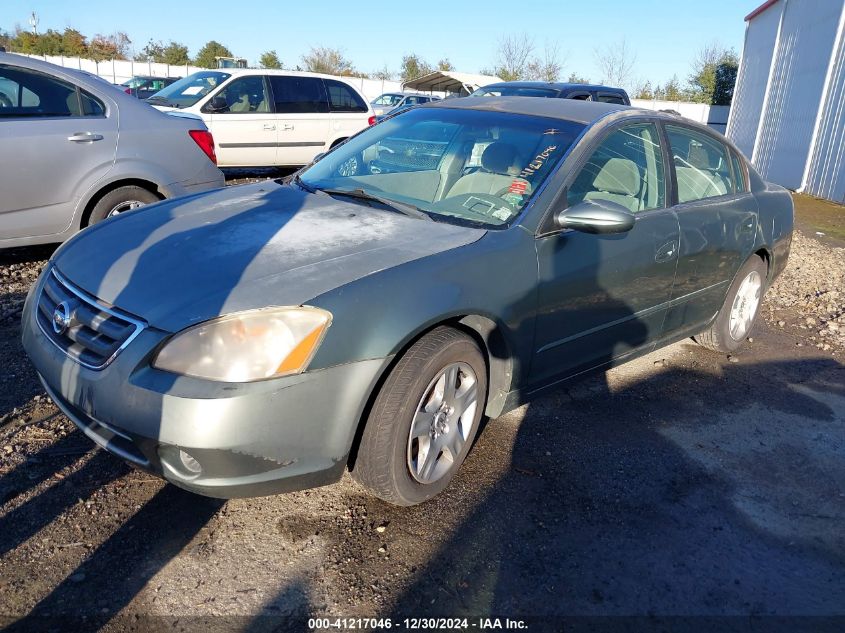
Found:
[21,272,388,498]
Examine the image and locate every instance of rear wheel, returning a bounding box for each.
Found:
[351,326,488,506]
[87,185,160,225]
[695,255,767,353]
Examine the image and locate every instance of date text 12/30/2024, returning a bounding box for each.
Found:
[308,617,529,630]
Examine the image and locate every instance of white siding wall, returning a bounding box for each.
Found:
[804,9,845,201]
[752,0,844,188]
[631,100,730,134]
[727,0,782,157]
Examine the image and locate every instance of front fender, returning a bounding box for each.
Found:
[308,227,540,413]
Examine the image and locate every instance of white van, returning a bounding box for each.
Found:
[148,69,375,167]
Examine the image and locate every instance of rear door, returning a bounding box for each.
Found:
[204,75,276,167]
[661,123,759,334]
[268,75,331,165]
[324,78,371,148]
[0,64,117,240]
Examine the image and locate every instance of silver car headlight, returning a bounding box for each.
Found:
[152,306,332,382]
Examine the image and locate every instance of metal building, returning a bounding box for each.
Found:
[727,0,845,201]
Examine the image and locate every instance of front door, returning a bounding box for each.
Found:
[530,122,680,387]
[0,64,117,241]
[206,75,276,167]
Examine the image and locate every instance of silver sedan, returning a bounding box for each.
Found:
[0,53,225,248]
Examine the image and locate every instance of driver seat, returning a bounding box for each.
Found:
[447,142,521,197]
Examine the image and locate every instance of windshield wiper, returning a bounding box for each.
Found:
[293,173,316,193]
[315,187,432,220]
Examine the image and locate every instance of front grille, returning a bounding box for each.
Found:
[36,268,145,370]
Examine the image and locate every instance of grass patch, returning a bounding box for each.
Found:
[792,193,845,242]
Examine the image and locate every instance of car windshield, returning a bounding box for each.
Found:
[373,94,403,106]
[472,86,560,98]
[122,77,151,89]
[299,107,584,228]
[146,71,230,108]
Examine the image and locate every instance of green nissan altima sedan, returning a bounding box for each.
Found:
[22,98,793,505]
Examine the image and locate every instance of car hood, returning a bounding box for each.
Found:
[53,182,485,332]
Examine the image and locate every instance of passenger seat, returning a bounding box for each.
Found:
[448,142,522,197]
[583,158,642,213]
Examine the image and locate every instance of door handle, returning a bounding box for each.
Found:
[282,123,294,131]
[263,124,276,131]
[67,132,104,143]
[655,241,678,263]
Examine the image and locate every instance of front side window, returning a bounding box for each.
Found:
[325,79,368,112]
[300,108,584,228]
[146,71,230,109]
[666,125,735,203]
[568,123,666,213]
[211,76,270,113]
[0,65,104,117]
[270,76,328,113]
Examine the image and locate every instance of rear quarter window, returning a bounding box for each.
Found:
[324,79,368,112]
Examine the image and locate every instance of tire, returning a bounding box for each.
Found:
[87,185,160,225]
[694,255,767,353]
[351,326,488,506]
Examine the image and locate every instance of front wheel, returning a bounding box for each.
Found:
[351,326,488,506]
[694,255,767,353]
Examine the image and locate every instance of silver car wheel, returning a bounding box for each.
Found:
[107,200,144,218]
[407,361,478,484]
[728,270,762,341]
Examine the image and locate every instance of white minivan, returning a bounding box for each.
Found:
[147,69,375,168]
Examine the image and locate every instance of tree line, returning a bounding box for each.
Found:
[0,26,739,105]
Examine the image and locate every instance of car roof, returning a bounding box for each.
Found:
[214,68,361,82]
[427,95,633,125]
[481,81,627,93]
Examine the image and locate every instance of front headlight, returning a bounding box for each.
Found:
[152,306,332,382]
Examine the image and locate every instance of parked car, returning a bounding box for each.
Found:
[120,75,178,100]
[146,69,375,167]
[471,81,631,105]
[0,53,224,249]
[371,92,440,116]
[22,98,792,505]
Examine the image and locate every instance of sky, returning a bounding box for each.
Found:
[1,0,754,88]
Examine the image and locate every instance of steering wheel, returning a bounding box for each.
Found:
[0,92,12,108]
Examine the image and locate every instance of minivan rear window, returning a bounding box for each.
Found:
[325,79,368,112]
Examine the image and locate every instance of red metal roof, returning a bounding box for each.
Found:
[745,0,780,21]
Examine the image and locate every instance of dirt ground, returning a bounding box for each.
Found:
[0,183,843,632]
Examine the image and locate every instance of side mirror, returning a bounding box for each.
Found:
[555,199,636,234]
[312,152,326,163]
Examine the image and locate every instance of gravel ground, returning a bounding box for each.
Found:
[0,216,843,632]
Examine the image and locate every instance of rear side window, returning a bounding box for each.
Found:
[269,76,328,113]
[324,79,368,112]
[596,93,626,105]
[0,65,104,117]
[666,125,735,203]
